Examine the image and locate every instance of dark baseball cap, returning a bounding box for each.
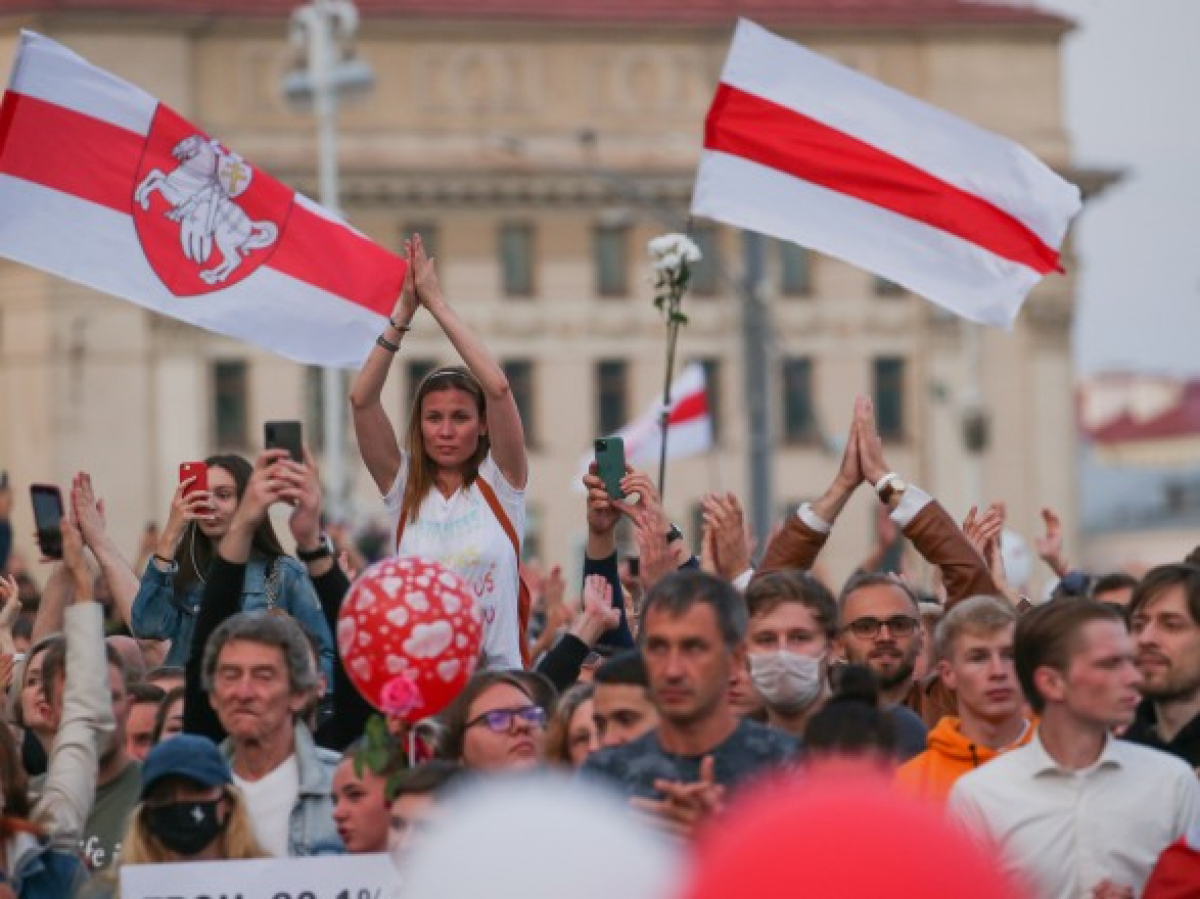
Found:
[140,734,232,800]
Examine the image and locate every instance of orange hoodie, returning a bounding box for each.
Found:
[895,716,1035,804]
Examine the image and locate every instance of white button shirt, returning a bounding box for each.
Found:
[948,729,1200,899]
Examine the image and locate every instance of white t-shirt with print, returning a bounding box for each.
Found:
[384,452,525,670]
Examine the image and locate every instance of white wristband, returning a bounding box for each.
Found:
[874,472,901,497]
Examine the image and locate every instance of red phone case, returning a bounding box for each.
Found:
[179,462,208,497]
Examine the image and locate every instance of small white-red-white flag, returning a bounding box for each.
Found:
[692,19,1082,328]
[0,32,405,366]
[577,363,714,486]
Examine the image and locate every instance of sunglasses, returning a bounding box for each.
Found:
[465,704,547,734]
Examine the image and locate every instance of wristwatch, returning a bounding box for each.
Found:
[666,524,684,545]
[296,533,334,562]
[874,472,908,505]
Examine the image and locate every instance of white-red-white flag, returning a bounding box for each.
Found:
[0,32,405,366]
[576,363,714,486]
[692,19,1081,328]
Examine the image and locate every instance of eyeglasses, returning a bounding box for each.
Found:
[843,615,920,639]
[464,705,547,733]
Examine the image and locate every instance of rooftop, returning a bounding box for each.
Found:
[0,0,1071,29]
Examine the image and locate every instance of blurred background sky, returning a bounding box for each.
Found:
[1035,0,1200,378]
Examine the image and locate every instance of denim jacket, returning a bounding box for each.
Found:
[221,722,344,857]
[6,832,88,898]
[130,552,335,683]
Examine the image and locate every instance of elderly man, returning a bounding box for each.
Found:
[201,612,340,856]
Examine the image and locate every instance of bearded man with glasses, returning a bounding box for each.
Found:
[835,572,930,713]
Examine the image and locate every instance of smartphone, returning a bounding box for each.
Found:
[264,420,303,463]
[179,461,208,497]
[594,436,626,500]
[628,556,640,578]
[30,484,64,560]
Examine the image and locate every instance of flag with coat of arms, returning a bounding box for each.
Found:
[0,31,405,367]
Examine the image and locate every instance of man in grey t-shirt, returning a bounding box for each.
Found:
[583,571,796,820]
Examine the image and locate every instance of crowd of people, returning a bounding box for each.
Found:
[0,234,1197,898]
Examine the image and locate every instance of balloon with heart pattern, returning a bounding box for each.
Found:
[338,555,483,721]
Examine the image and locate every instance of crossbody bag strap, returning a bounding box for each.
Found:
[475,477,520,561]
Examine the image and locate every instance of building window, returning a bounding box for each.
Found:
[499,222,535,297]
[212,359,249,450]
[779,241,812,296]
[781,357,816,445]
[689,225,720,296]
[873,357,907,442]
[596,359,629,436]
[594,224,629,298]
[694,357,722,445]
[406,358,438,406]
[873,275,906,297]
[503,359,536,447]
[401,222,438,261]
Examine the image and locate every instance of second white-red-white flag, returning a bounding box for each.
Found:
[692,19,1081,328]
[0,31,405,366]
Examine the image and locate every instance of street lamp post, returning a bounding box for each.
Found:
[284,0,373,519]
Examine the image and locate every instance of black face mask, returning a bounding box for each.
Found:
[143,799,225,856]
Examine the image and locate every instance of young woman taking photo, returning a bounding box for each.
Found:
[351,234,529,670]
[130,454,334,680]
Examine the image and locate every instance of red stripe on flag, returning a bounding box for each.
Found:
[0,91,404,315]
[704,84,1060,275]
[0,92,143,214]
[668,390,708,426]
[270,203,404,316]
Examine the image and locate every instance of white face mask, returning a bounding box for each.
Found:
[749,650,824,714]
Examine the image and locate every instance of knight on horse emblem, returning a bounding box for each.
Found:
[135,135,279,285]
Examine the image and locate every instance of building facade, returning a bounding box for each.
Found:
[0,0,1091,590]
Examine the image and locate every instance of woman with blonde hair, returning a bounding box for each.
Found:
[85,734,269,897]
[351,233,528,669]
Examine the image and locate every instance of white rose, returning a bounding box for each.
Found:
[654,251,682,273]
[679,237,702,263]
[652,231,691,259]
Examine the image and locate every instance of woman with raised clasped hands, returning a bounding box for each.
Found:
[351,233,528,670]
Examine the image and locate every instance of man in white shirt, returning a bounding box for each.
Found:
[949,598,1200,899]
[203,611,341,856]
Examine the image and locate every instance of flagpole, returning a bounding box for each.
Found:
[287,0,373,520]
[741,230,773,551]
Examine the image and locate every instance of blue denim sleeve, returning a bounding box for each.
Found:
[130,557,183,640]
[278,556,336,688]
[584,550,634,650]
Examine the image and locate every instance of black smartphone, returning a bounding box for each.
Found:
[594,436,626,499]
[30,484,64,560]
[264,420,303,463]
[628,556,640,578]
